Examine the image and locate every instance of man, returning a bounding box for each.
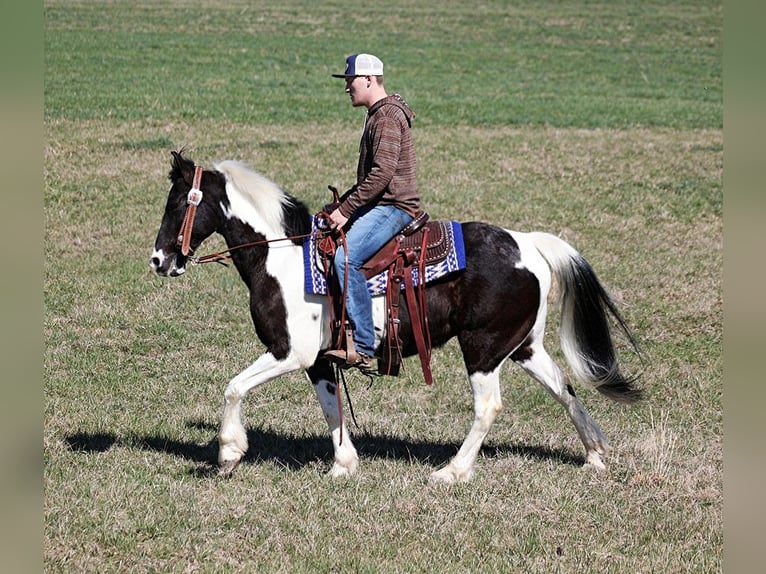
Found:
[324,53,421,372]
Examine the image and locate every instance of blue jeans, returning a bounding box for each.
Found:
[334,204,414,357]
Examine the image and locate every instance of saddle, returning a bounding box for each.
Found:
[318,210,450,385]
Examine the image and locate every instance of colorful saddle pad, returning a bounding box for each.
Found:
[303,217,466,297]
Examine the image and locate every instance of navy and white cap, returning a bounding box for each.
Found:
[331,53,384,78]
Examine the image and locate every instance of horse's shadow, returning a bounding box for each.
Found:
[63,421,584,476]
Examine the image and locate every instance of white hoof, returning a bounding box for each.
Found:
[429,465,474,484]
[583,450,607,472]
[218,441,246,474]
[328,458,358,478]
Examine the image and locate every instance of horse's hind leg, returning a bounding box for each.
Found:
[430,367,504,484]
[512,341,609,470]
[307,360,359,478]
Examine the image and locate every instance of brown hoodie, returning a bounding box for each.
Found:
[338,94,420,218]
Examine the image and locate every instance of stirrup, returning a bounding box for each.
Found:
[343,326,359,364]
[323,323,359,366]
[323,348,358,366]
[323,349,375,373]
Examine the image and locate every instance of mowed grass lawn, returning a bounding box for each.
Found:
[44,1,722,572]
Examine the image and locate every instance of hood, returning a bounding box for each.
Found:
[370,93,416,126]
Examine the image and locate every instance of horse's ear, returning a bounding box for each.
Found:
[170,150,195,186]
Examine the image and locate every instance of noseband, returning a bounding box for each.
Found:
[176,165,204,256]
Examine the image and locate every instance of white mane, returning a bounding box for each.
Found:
[214,160,290,237]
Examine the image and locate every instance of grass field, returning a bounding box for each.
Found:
[44,1,722,572]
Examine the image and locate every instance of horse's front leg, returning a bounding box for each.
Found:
[306,360,359,478]
[218,351,302,476]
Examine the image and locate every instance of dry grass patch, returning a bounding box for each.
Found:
[45,118,721,572]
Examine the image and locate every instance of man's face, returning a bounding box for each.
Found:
[344,75,369,108]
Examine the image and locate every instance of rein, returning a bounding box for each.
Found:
[190,231,321,266]
[176,164,329,262]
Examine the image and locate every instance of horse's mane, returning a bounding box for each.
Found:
[213,160,305,235]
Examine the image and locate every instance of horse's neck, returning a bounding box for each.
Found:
[219,212,305,283]
[217,177,312,293]
[221,198,282,241]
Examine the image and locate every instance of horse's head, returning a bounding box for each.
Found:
[149,151,223,277]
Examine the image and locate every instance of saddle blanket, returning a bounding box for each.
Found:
[303,218,466,297]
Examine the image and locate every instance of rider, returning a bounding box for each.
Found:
[324,53,421,372]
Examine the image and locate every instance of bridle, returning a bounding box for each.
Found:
[176,165,204,257]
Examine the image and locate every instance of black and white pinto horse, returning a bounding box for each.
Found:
[150,151,641,483]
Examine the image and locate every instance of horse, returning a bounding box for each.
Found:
[149,150,641,483]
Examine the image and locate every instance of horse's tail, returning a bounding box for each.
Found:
[527,232,642,404]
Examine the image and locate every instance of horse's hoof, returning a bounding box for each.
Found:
[429,471,455,485]
[429,465,474,484]
[583,451,607,472]
[218,459,241,477]
[328,460,358,478]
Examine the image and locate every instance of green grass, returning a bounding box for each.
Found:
[44,0,721,128]
[45,1,721,572]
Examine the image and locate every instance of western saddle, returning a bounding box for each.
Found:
[317,207,454,385]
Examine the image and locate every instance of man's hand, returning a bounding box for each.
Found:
[328,208,349,231]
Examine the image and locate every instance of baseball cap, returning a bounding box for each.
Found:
[331,53,384,78]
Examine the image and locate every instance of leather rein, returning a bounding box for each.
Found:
[175,165,330,265]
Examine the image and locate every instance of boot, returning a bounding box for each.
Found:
[323,349,375,372]
[323,327,375,372]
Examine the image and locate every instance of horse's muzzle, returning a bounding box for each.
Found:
[149,248,186,277]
